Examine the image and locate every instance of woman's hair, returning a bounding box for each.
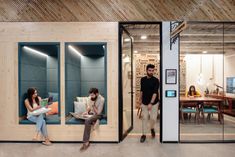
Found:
[27,87,40,107]
[188,85,196,96]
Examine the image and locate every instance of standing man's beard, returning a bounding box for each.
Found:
[147,73,153,77]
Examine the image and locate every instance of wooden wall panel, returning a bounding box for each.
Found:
[0,22,119,141]
[0,0,234,21]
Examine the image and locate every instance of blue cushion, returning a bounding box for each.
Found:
[48,92,59,102]
[182,108,197,113]
[203,108,218,113]
[19,114,60,125]
[66,117,107,125]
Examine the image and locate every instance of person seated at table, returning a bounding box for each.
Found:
[24,87,52,146]
[186,85,201,97]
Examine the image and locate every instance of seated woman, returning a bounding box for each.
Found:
[24,87,52,146]
[80,88,105,151]
[186,85,201,97]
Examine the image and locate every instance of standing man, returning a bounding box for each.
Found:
[137,64,160,143]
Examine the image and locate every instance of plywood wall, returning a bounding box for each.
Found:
[0,22,119,142]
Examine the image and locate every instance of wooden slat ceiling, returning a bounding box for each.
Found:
[124,23,235,54]
[0,0,234,21]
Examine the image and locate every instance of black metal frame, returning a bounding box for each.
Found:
[118,25,134,141]
[118,21,163,142]
[178,21,235,143]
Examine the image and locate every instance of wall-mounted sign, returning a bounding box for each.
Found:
[166,69,177,84]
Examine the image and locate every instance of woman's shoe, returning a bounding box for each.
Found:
[32,136,40,141]
[42,141,52,146]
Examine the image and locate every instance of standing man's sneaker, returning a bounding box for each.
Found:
[151,129,155,138]
[140,135,146,143]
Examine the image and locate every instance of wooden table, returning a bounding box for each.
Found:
[180,96,224,123]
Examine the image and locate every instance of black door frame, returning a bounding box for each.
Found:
[118,21,162,142]
[119,25,134,141]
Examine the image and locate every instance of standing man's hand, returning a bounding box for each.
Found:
[147,104,152,111]
[136,100,141,109]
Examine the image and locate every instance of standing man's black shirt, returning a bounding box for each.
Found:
[140,76,159,105]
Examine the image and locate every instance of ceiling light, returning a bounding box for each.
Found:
[124,38,131,42]
[202,51,207,54]
[140,35,147,40]
[23,46,48,57]
[68,45,82,57]
[134,50,138,53]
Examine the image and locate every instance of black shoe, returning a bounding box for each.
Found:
[151,129,155,138]
[140,135,146,143]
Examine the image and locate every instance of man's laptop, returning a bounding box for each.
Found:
[70,112,93,120]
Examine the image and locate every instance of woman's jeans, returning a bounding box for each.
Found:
[28,114,48,138]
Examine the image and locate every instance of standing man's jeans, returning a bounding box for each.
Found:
[83,115,101,143]
[28,114,48,137]
[141,103,159,135]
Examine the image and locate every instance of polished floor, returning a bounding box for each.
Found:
[1,137,235,157]
[126,109,235,141]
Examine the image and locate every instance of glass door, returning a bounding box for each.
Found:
[119,26,134,141]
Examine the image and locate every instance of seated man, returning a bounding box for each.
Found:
[80,88,105,151]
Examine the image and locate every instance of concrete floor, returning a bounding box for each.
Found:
[1,137,235,157]
[128,109,235,141]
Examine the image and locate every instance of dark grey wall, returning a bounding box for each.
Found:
[65,48,81,115]
[80,56,105,96]
[47,56,58,93]
[19,48,47,116]
[65,45,106,116]
[19,46,59,117]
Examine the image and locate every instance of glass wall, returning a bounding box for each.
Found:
[224,23,235,141]
[180,22,235,142]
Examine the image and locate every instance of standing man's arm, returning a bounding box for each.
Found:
[148,79,159,110]
[137,78,143,108]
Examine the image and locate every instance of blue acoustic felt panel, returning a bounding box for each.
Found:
[19,45,60,120]
[47,56,58,93]
[80,56,105,97]
[65,48,81,116]
[81,56,104,68]
[65,44,107,124]
[21,64,47,81]
[66,64,81,81]
[81,68,105,82]
[19,48,47,117]
[21,48,47,66]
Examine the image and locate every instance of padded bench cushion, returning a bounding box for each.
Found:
[182,108,197,113]
[203,108,218,113]
[19,114,60,124]
[66,117,107,125]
